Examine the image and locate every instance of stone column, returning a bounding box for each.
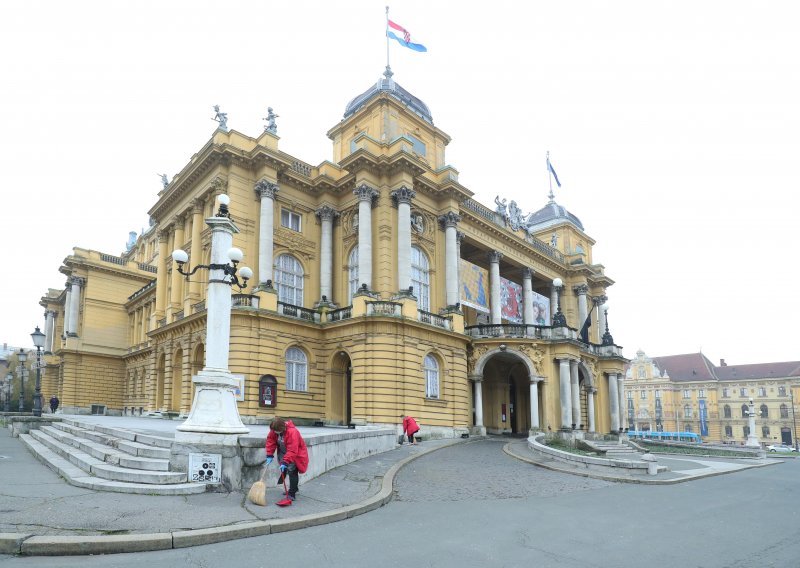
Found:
[570,359,581,428]
[392,187,416,293]
[489,251,503,325]
[522,268,534,328]
[67,277,83,336]
[529,377,541,430]
[588,389,596,432]
[438,211,461,307]
[315,204,339,303]
[594,295,608,343]
[354,184,378,290]
[574,284,589,327]
[618,375,626,430]
[62,282,72,338]
[155,230,169,319]
[470,374,485,433]
[558,359,572,429]
[187,199,204,308]
[255,180,279,287]
[44,310,55,353]
[608,372,620,432]
[169,215,185,318]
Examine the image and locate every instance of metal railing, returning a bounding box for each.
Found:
[366,301,402,317]
[461,198,497,222]
[232,294,259,308]
[277,302,320,322]
[465,324,548,338]
[327,306,352,322]
[418,310,451,330]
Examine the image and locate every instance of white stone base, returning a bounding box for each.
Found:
[745,435,761,448]
[176,368,249,438]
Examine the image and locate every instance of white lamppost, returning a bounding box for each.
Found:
[172,194,254,443]
[745,398,761,448]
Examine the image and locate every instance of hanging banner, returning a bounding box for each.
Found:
[699,399,708,436]
[500,277,523,323]
[532,290,551,326]
[459,259,490,313]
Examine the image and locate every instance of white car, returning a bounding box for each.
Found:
[766,444,797,453]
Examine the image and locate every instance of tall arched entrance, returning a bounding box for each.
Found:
[473,348,538,436]
[329,351,352,426]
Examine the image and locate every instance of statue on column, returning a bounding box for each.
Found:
[212,105,228,130]
[263,107,279,134]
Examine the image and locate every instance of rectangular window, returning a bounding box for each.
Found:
[722,388,729,398]
[683,390,690,399]
[778,386,787,396]
[407,134,427,157]
[762,426,770,437]
[740,388,747,397]
[698,389,705,398]
[758,387,766,397]
[281,209,301,232]
[640,390,647,400]
[655,390,661,399]
[627,391,633,400]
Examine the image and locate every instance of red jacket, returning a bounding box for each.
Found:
[403,416,419,436]
[265,420,309,474]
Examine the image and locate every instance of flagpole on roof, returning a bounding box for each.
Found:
[547,151,554,202]
[385,6,392,76]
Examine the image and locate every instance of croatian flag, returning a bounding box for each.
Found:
[387,20,427,52]
[547,156,562,187]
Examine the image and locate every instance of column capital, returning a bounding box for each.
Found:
[438,211,461,229]
[522,267,533,280]
[315,204,340,222]
[255,179,279,200]
[488,250,503,263]
[390,185,416,205]
[191,197,205,214]
[354,183,379,204]
[468,373,483,383]
[157,229,170,242]
[573,283,589,296]
[69,276,85,287]
[456,230,465,244]
[592,294,608,307]
[529,376,545,384]
[171,213,186,227]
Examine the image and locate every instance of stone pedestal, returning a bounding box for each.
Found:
[176,369,249,438]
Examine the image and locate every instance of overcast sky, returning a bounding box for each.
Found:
[2,1,798,364]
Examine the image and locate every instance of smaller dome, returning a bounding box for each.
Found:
[344,67,433,124]
[526,200,584,231]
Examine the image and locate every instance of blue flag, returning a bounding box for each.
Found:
[547,157,562,188]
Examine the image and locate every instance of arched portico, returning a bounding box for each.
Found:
[472,346,543,436]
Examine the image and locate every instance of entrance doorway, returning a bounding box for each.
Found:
[781,427,792,445]
[329,352,352,426]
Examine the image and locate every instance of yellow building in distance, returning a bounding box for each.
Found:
[39,70,630,438]
[625,350,800,447]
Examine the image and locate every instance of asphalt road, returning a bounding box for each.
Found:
[3,438,798,568]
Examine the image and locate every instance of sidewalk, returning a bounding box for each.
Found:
[0,422,463,556]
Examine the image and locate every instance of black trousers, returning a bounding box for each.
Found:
[278,455,299,495]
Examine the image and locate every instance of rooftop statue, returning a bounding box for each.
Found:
[212,105,228,131]
[263,107,279,134]
[158,173,169,189]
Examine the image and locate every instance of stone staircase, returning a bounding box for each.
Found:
[19,418,207,495]
[588,440,642,459]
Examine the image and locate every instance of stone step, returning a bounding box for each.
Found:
[62,418,175,449]
[52,421,171,459]
[40,426,170,471]
[19,434,207,496]
[29,429,188,485]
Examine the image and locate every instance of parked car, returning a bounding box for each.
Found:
[766,444,797,453]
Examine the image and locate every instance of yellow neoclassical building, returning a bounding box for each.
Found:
[624,350,800,447]
[39,70,629,438]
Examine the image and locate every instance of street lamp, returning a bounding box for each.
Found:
[551,278,567,327]
[4,374,11,412]
[601,303,615,346]
[17,348,27,412]
[31,326,45,417]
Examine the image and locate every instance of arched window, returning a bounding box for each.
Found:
[424,354,439,399]
[741,404,749,418]
[723,405,731,418]
[780,404,789,418]
[724,425,732,437]
[778,386,787,396]
[285,347,308,392]
[743,426,750,437]
[275,254,304,306]
[762,426,770,437]
[348,246,359,304]
[411,246,430,311]
[760,404,769,418]
[683,405,691,418]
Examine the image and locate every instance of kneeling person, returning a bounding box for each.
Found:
[265,417,309,502]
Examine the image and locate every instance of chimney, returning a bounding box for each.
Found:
[720,359,727,366]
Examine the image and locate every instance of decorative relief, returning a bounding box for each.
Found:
[274,227,316,261]
[581,357,598,386]
[411,212,425,234]
[517,345,545,376]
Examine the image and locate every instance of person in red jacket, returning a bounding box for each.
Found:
[265,417,309,502]
[402,415,420,445]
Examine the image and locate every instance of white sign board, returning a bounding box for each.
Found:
[188,452,222,484]
[232,374,245,402]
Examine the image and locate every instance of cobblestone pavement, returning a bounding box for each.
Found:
[394,437,613,502]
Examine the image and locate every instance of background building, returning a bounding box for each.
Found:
[625,349,800,447]
[38,71,628,437]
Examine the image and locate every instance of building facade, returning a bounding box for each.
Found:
[39,71,628,437]
[625,350,800,446]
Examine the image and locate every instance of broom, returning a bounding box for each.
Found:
[247,466,269,506]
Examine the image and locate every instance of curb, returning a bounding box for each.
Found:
[502,441,780,485]
[3,438,466,557]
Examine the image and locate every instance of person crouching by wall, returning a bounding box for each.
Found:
[265,417,309,502]
[402,415,420,445]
